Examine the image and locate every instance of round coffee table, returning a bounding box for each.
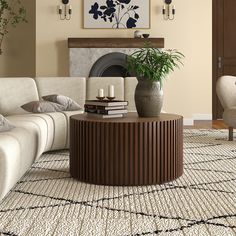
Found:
[70,113,183,186]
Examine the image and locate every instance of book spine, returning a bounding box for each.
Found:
[85,108,97,113]
[96,106,109,110]
[97,110,109,115]
[84,104,97,109]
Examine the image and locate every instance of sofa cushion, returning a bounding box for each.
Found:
[86,77,124,100]
[0,78,39,116]
[8,113,68,152]
[0,133,21,200]
[61,110,84,148]
[43,112,68,150]
[21,101,65,113]
[124,77,138,111]
[0,115,15,132]
[7,115,50,157]
[0,125,39,200]
[35,77,86,108]
[42,95,82,111]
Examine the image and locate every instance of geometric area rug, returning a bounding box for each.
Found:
[0,129,235,236]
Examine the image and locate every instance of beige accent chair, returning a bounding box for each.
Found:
[216,75,236,141]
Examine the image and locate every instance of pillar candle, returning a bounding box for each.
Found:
[108,85,115,97]
[98,89,104,97]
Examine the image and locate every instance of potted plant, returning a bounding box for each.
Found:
[126,45,184,117]
[0,0,27,55]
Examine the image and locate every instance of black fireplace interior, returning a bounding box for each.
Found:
[89,52,131,77]
[101,65,129,77]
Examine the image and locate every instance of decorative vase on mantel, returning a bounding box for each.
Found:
[135,78,163,117]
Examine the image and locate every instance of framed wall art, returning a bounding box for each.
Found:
[83,0,150,29]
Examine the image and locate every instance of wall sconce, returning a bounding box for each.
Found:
[58,0,72,20]
[162,0,175,20]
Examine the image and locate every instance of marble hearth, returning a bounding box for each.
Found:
[68,38,165,77]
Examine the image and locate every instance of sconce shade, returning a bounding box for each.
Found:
[165,0,172,4]
[62,0,69,4]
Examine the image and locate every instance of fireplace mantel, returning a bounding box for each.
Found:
[69,38,165,77]
[68,38,164,48]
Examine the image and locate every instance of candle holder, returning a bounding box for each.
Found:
[96,96,105,101]
[106,97,116,101]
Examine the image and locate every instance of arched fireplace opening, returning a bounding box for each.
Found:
[89,52,131,77]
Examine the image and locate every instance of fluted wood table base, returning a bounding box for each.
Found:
[70,113,183,186]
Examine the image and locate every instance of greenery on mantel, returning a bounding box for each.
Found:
[0,0,27,54]
[126,44,184,87]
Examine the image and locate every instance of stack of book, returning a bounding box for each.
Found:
[84,100,128,118]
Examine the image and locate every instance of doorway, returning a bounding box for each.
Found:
[213,0,236,119]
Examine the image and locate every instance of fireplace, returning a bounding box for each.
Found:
[68,38,164,77]
[89,52,130,77]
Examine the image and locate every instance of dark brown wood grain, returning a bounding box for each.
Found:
[68,38,165,48]
[70,113,183,186]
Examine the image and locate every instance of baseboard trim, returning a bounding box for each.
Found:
[193,114,212,121]
[184,119,194,126]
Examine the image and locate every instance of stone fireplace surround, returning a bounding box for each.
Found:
[68,38,164,77]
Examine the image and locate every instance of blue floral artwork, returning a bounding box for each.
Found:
[84,0,150,29]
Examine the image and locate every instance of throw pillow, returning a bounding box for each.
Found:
[0,114,15,132]
[42,94,82,111]
[21,101,65,113]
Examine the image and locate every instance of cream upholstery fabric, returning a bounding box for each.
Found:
[61,110,84,148]
[0,126,38,200]
[43,112,67,150]
[216,76,236,109]
[86,77,124,100]
[124,77,138,111]
[216,76,236,140]
[0,115,15,132]
[223,107,236,127]
[0,111,80,201]
[35,77,86,107]
[6,127,38,176]
[0,78,39,116]
[0,134,21,200]
[7,115,53,155]
[10,113,69,151]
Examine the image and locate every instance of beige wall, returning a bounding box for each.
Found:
[0,0,35,77]
[36,0,212,119]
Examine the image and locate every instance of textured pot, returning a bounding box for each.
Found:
[135,79,163,117]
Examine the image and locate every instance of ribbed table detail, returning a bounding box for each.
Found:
[70,113,183,186]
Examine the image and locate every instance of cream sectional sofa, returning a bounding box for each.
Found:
[0,76,137,200]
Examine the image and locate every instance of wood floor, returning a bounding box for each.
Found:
[184,120,228,129]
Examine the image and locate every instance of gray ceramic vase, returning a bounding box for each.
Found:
[135,79,163,117]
